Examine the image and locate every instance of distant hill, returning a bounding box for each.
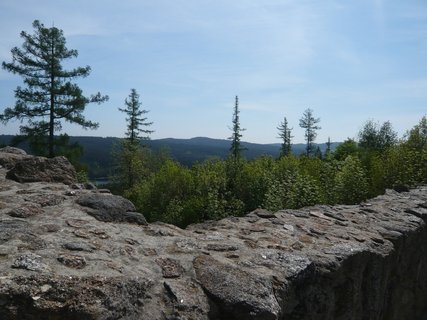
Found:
[0,135,339,178]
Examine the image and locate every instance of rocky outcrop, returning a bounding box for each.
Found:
[0,146,31,169]
[0,149,427,319]
[6,155,77,185]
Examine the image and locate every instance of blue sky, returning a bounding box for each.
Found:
[0,0,426,144]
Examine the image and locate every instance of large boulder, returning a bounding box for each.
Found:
[0,147,30,169]
[194,254,281,319]
[6,156,77,185]
[77,193,147,225]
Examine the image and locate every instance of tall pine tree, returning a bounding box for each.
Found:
[229,95,245,160]
[277,117,293,157]
[299,108,321,157]
[115,89,154,189]
[0,20,108,157]
[119,89,153,145]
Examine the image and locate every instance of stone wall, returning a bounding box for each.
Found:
[0,148,426,319]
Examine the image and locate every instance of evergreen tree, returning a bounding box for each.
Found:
[116,89,154,189]
[0,20,108,157]
[118,89,153,145]
[228,95,245,160]
[299,108,321,156]
[277,117,293,157]
[325,137,332,156]
[314,146,323,159]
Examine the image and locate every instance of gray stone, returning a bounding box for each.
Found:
[77,193,147,225]
[205,243,239,252]
[63,241,95,252]
[0,147,27,155]
[156,258,184,278]
[6,156,77,184]
[194,255,280,319]
[12,253,49,271]
[0,147,30,169]
[8,203,43,218]
[57,254,87,269]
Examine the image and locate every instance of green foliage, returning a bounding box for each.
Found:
[289,173,321,208]
[76,170,89,183]
[333,138,358,161]
[111,141,148,189]
[318,158,340,204]
[236,156,276,212]
[370,142,427,191]
[123,116,426,228]
[358,120,397,153]
[192,160,227,220]
[406,116,427,150]
[1,20,108,158]
[126,160,195,225]
[334,156,369,204]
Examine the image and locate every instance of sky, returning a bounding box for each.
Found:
[0,0,426,144]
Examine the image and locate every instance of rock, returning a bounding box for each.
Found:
[84,182,97,190]
[25,194,65,207]
[163,279,210,317]
[251,208,276,219]
[0,147,27,155]
[122,212,148,225]
[0,219,29,245]
[77,193,147,225]
[57,254,87,269]
[393,184,410,193]
[194,255,280,319]
[62,241,95,252]
[0,274,154,319]
[6,156,77,184]
[205,243,239,252]
[12,253,49,271]
[8,203,44,218]
[0,147,30,169]
[1,155,427,319]
[155,258,184,278]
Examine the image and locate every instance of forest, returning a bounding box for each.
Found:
[112,116,427,227]
[1,20,426,227]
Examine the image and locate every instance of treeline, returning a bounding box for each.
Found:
[114,117,426,227]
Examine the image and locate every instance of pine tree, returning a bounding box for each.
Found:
[119,89,153,145]
[277,117,293,157]
[299,108,321,157]
[0,20,108,157]
[116,89,154,189]
[326,137,331,154]
[228,95,246,160]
